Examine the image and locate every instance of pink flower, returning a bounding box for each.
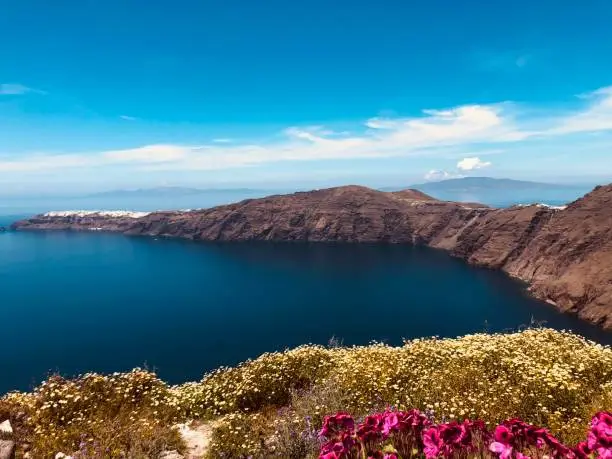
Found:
[422,421,478,457]
[590,414,612,459]
[383,412,400,436]
[319,409,612,459]
[593,412,612,428]
[489,441,513,459]
[494,425,514,444]
[382,408,431,436]
[383,411,400,435]
[423,426,442,458]
[592,412,612,448]
[597,446,612,459]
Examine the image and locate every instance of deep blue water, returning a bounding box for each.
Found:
[1,227,610,394]
[418,187,593,208]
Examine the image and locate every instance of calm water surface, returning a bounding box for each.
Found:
[1,227,610,394]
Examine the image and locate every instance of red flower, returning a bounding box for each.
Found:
[357,413,386,444]
[319,431,358,459]
[439,421,467,446]
[319,412,355,439]
[571,441,592,459]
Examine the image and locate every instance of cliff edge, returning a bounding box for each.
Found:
[12,184,612,328]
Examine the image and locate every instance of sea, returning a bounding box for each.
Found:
[1,186,609,394]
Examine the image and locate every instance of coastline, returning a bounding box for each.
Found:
[10,184,612,330]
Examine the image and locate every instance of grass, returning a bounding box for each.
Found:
[1,328,611,457]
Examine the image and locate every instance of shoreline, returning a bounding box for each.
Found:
[9,184,612,330]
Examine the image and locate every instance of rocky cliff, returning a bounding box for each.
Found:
[11,184,612,328]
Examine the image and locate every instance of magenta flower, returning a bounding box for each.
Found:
[383,411,401,436]
[383,409,431,456]
[489,441,513,459]
[494,425,514,444]
[319,431,358,459]
[357,413,386,445]
[422,426,442,458]
[460,419,490,451]
[318,409,612,459]
[382,409,430,435]
[571,441,592,459]
[439,421,467,446]
[592,412,612,443]
[587,412,612,458]
[319,412,355,439]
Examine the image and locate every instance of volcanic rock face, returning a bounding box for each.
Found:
[11,184,612,329]
[504,185,612,327]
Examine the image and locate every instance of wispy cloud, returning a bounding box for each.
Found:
[546,87,612,135]
[0,83,45,95]
[119,115,137,121]
[2,86,612,175]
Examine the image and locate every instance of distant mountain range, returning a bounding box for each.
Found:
[405,177,584,192]
[87,179,586,199]
[88,187,267,198]
[381,177,594,208]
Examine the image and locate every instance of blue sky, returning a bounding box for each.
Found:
[1,0,612,194]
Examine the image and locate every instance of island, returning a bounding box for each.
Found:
[11,184,612,329]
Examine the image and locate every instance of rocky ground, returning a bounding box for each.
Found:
[11,184,612,329]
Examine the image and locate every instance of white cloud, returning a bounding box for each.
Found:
[119,115,137,121]
[212,138,232,143]
[102,144,192,163]
[457,157,492,171]
[0,83,44,95]
[546,86,612,135]
[365,118,400,130]
[2,85,612,176]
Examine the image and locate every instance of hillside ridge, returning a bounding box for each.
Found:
[11,184,612,328]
